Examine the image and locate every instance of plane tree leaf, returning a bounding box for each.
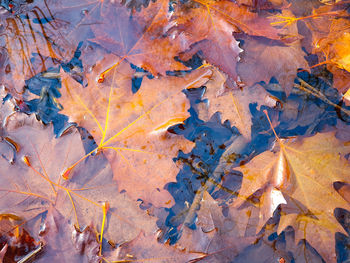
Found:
[0,107,157,249]
[174,0,285,84]
[233,131,350,262]
[88,0,189,75]
[238,9,309,95]
[59,54,212,207]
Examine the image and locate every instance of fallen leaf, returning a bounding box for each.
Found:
[277,212,344,263]
[197,67,277,139]
[0,214,38,263]
[236,0,285,10]
[234,131,350,262]
[59,54,211,207]
[238,9,308,94]
[36,207,100,263]
[189,192,258,262]
[289,2,350,92]
[88,0,189,75]
[330,32,350,72]
[175,0,284,83]
[106,231,204,262]
[0,2,75,94]
[0,108,157,248]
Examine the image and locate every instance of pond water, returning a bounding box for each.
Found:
[0,0,350,262]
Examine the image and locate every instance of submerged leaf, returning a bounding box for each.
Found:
[59,54,211,207]
[0,109,157,250]
[235,132,350,262]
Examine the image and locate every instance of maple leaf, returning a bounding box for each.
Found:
[59,54,212,207]
[233,219,325,263]
[0,108,157,250]
[275,2,350,93]
[0,213,38,263]
[234,131,350,262]
[330,32,350,72]
[237,35,309,95]
[236,0,285,10]
[277,211,345,263]
[36,207,100,263]
[237,9,308,95]
[87,0,189,75]
[174,0,283,83]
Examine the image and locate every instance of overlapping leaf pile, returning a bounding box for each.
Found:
[0,0,350,262]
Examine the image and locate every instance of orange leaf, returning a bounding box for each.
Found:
[59,54,212,207]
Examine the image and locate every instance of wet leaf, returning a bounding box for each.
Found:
[88,0,189,75]
[175,0,285,84]
[234,131,350,262]
[59,54,211,207]
[106,231,204,262]
[0,107,157,250]
[197,67,277,139]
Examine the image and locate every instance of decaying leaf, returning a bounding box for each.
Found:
[330,32,350,72]
[291,2,350,92]
[0,2,76,94]
[59,54,211,207]
[88,0,189,75]
[236,0,285,9]
[0,213,38,263]
[36,207,100,263]
[1,0,350,261]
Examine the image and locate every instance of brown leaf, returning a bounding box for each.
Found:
[0,214,38,263]
[236,0,285,10]
[238,10,308,94]
[36,207,100,263]
[0,4,74,94]
[278,212,343,263]
[188,192,258,262]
